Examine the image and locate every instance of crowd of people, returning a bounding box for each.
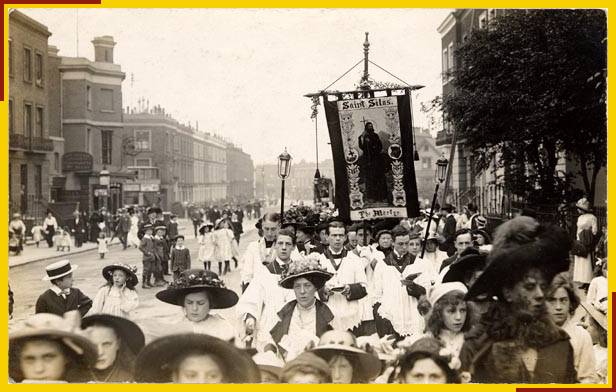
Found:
[8,197,609,384]
[8,200,258,257]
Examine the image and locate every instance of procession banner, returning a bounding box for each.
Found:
[314,177,334,203]
[323,91,420,221]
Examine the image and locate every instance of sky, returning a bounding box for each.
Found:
[18,8,451,165]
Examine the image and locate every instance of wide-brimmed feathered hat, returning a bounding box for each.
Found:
[134,334,261,383]
[155,269,238,309]
[9,312,98,380]
[580,301,608,330]
[102,263,139,287]
[279,258,333,289]
[576,197,591,213]
[81,314,146,355]
[466,216,570,301]
[311,331,381,381]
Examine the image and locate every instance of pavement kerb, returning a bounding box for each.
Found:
[9,225,257,269]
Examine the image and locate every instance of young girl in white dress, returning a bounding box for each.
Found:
[127,210,141,248]
[212,218,240,276]
[90,264,140,318]
[424,282,474,379]
[198,222,215,271]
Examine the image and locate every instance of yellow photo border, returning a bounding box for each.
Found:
[2,1,612,391]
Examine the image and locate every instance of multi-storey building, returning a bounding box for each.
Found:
[8,10,54,217]
[226,144,254,202]
[122,108,228,209]
[255,159,334,204]
[413,128,442,205]
[58,35,128,213]
[436,9,606,212]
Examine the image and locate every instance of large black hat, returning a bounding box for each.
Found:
[81,314,146,355]
[134,334,261,383]
[466,217,571,301]
[147,207,162,215]
[442,248,486,285]
[156,269,238,309]
[102,263,139,287]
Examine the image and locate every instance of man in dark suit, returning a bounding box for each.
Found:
[115,209,132,250]
[35,260,92,317]
[69,211,87,248]
[439,229,475,274]
[439,204,458,256]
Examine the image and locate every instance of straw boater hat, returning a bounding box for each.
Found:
[579,301,608,330]
[42,259,78,281]
[81,314,146,355]
[441,248,486,285]
[9,311,98,380]
[155,269,238,309]
[134,334,261,383]
[102,263,139,287]
[466,216,570,301]
[311,331,382,381]
[278,258,333,290]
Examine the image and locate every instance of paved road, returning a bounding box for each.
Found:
[9,222,259,341]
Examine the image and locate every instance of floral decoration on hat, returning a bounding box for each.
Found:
[172,269,227,290]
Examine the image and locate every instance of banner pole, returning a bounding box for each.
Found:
[420,183,439,258]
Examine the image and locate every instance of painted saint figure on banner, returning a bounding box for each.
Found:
[358,122,388,203]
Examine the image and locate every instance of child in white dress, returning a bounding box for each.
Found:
[213,218,240,276]
[198,222,215,270]
[90,264,139,318]
[98,232,109,259]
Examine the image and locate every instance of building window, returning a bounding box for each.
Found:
[135,158,151,167]
[35,107,43,137]
[35,52,43,86]
[479,10,488,29]
[100,88,114,111]
[9,99,14,134]
[447,43,454,72]
[8,39,13,77]
[35,165,42,198]
[442,48,448,81]
[86,86,92,110]
[54,152,60,171]
[24,103,33,137]
[23,47,32,82]
[101,130,113,165]
[134,130,151,151]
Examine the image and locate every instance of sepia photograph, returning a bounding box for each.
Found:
[6,6,609,385]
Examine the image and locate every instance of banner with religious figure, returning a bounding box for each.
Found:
[322,91,420,221]
[314,177,334,204]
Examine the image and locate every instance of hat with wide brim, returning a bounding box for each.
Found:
[466,228,570,301]
[155,269,238,309]
[580,301,607,330]
[147,207,163,215]
[134,334,261,383]
[102,264,139,287]
[575,198,591,213]
[81,314,146,355]
[311,344,382,381]
[279,269,333,290]
[252,351,284,378]
[442,253,487,285]
[42,259,78,281]
[9,314,98,379]
[198,222,214,234]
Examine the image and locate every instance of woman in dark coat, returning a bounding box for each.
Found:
[460,216,577,384]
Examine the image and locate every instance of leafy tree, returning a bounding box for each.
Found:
[442,9,607,205]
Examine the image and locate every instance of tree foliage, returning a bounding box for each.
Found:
[442,9,607,205]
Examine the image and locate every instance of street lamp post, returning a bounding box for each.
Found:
[420,156,448,258]
[278,148,292,218]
